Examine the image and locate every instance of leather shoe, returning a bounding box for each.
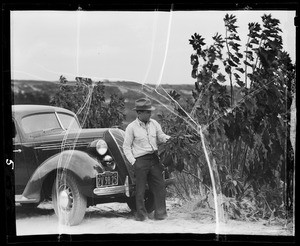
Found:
[154,214,167,220]
[135,213,148,221]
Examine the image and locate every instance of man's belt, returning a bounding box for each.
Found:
[138,151,159,158]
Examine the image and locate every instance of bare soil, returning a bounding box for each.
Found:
[15,198,293,237]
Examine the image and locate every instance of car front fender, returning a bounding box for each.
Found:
[22,150,103,202]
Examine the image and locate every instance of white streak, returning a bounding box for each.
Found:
[156,5,173,88]
[198,125,220,234]
[76,10,82,77]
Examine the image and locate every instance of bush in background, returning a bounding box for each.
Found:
[50,76,126,129]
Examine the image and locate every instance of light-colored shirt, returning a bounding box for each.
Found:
[123,118,170,165]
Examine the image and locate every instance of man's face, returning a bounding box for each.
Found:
[138,110,152,123]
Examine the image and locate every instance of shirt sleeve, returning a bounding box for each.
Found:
[154,120,170,143]
[122,124,136,165]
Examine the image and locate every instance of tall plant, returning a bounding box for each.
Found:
[161,13,295,220]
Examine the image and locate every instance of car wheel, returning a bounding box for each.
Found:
[52,172,87,226]
[126,190,155,213]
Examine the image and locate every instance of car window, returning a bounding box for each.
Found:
[57,113,81,130]
[12,119,20,141]
[21,113,61,134]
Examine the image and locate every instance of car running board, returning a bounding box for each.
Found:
[15,195,38,203]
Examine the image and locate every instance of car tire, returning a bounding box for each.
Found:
[52,172,87,226]
[126,190,155,213]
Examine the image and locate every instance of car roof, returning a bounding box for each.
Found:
[12,104,77,118]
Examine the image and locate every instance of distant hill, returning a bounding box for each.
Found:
[11,79,195,98]
[11,79,196,126]
[11,80,243,126]
[11,80,241,113]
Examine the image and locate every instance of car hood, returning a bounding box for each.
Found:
[32,128,112,144]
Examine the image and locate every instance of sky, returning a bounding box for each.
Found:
[10,10,296,85]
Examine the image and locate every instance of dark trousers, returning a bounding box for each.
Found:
[134,153,167,220]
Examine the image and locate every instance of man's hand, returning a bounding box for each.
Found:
[166,135,172,141]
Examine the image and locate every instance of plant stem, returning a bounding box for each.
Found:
[245,35,251,87]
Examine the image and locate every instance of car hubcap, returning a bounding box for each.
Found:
[58,187,73,211]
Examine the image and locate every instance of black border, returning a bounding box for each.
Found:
[1,1,298,245]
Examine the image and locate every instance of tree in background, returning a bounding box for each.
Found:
[13,91,51,105]
[160,14,295,221]
[50,76,126,129]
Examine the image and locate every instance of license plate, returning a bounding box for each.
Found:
[96,171,118,187]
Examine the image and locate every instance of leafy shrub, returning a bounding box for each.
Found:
[160,13,295,221]
[50,76,126,129]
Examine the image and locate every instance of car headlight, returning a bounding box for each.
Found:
[96,139,108,155]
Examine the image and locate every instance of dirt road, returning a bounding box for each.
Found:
[15,199,293,238]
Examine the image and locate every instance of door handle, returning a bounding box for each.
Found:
[13,149,22,153]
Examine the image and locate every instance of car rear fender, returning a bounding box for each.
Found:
[22,150,102,202]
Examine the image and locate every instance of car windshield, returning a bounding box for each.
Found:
[21,113,62,134]
[57,113,81,130]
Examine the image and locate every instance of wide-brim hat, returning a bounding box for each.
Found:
[132,98,155,111]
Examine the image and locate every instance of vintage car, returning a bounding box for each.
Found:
[12,104,174,225]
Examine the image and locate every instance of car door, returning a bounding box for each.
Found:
[13,118,38,194]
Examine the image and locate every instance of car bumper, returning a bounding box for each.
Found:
[93,177,176,197]
[93,176,130,197]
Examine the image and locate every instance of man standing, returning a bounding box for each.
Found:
[123,98,170,221]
